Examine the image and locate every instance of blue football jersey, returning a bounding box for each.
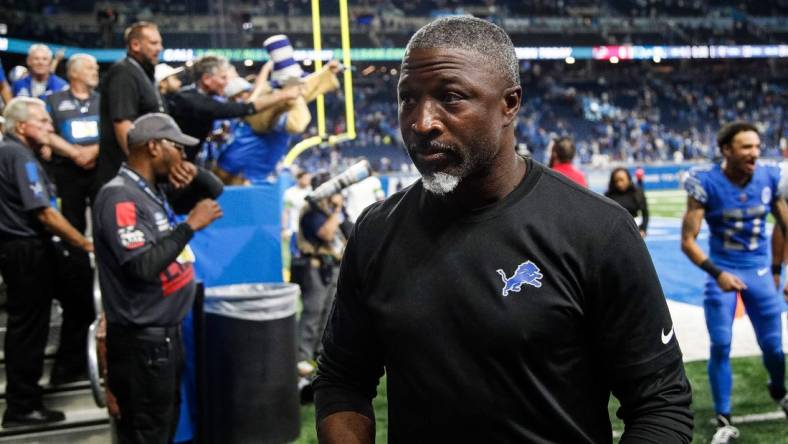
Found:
[684,162,784,268]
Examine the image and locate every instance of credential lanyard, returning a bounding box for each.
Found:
[119,164,178,228]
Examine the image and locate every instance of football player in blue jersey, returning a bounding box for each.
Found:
[682,121,788,443]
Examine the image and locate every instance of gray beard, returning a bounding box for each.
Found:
[421,172,461,195]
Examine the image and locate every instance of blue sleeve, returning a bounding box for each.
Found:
[14,155,51,212]
[0,59,5,83]
[51,75,68,92]
[683,168,708,204]
[11,78,26,97]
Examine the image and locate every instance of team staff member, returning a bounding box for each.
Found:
[0,97,92,427]
[42,53,102,384]
[93,113,223,443]
[11,44,67,99]
[314,17,693,443]
[168,54,302,162]
[682,122,788,443]
[95,21,165,192]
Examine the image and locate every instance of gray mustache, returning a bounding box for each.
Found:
[408,141,457,153]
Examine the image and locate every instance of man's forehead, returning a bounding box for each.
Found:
[734,131,760,143]
[399,47,495,85]
[29,49,50,59]
[402,47,477,69]
[141,28,161,41]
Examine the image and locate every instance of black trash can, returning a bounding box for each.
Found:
[203,283,300,444]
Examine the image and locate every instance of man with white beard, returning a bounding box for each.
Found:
[313,16,693,444]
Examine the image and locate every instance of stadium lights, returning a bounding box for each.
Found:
[243,59,253,67]
[565,56,575,64]
[653,56,662,63]
[610,56,620,64]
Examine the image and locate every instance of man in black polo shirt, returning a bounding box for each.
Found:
[43,53,101,385]
[0,97,93,427]
[168,54,302,162]
[93,113,222,443]
[314,17,693,443]
[95,21,165,193]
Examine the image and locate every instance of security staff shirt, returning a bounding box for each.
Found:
[0,136,56,238]
[93,166,196,327]
[96,56,163,186]
[314,159,693,443]
[44,89,100,165]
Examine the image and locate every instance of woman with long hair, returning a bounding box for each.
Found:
[605,167,649,237]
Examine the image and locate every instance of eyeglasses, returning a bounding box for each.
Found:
[158,139,185,151]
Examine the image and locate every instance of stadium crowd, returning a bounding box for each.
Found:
[297,59,787,171]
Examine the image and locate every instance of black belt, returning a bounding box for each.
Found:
[108,323,182,340]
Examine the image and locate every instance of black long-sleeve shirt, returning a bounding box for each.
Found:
[94,166,223,326]
[168,84,256,161]
[314,159,692,443]
[605,188,650,233]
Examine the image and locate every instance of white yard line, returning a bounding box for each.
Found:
[669,299,788,362]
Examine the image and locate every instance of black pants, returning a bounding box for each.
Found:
[0,238,55,413]
[47,162,96,375]
[107,325,183,444]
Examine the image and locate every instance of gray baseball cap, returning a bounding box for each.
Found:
[127,113,199,147]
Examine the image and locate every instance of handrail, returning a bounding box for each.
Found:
[87,253,106,407]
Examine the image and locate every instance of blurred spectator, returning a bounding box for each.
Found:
[168,55,301,162]
[42,53,102,384]
[0,59,12,109]
[549,136,588,187]
[11,44,67,99]
[155,63,184,96]
[605,167,649,237]
[95,21,164,194]
[344,171,385,223]
[96,6,119,48]
[283,170,313,289]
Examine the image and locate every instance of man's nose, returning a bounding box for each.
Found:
[411,99,444,136]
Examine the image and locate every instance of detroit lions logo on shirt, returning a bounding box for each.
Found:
[25,162,44,196]
[496,260,543,297]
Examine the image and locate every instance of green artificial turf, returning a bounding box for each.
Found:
[295,356,788,443]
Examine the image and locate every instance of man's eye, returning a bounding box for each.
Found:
[442,93,463,103]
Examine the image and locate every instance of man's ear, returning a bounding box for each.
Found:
[14,122,27,139]
[501,85,522,127]
[148,140,161,157]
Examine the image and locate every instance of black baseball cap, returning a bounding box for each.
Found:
[127,113,199,147]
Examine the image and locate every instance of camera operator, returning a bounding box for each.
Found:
[295,174,351,381]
